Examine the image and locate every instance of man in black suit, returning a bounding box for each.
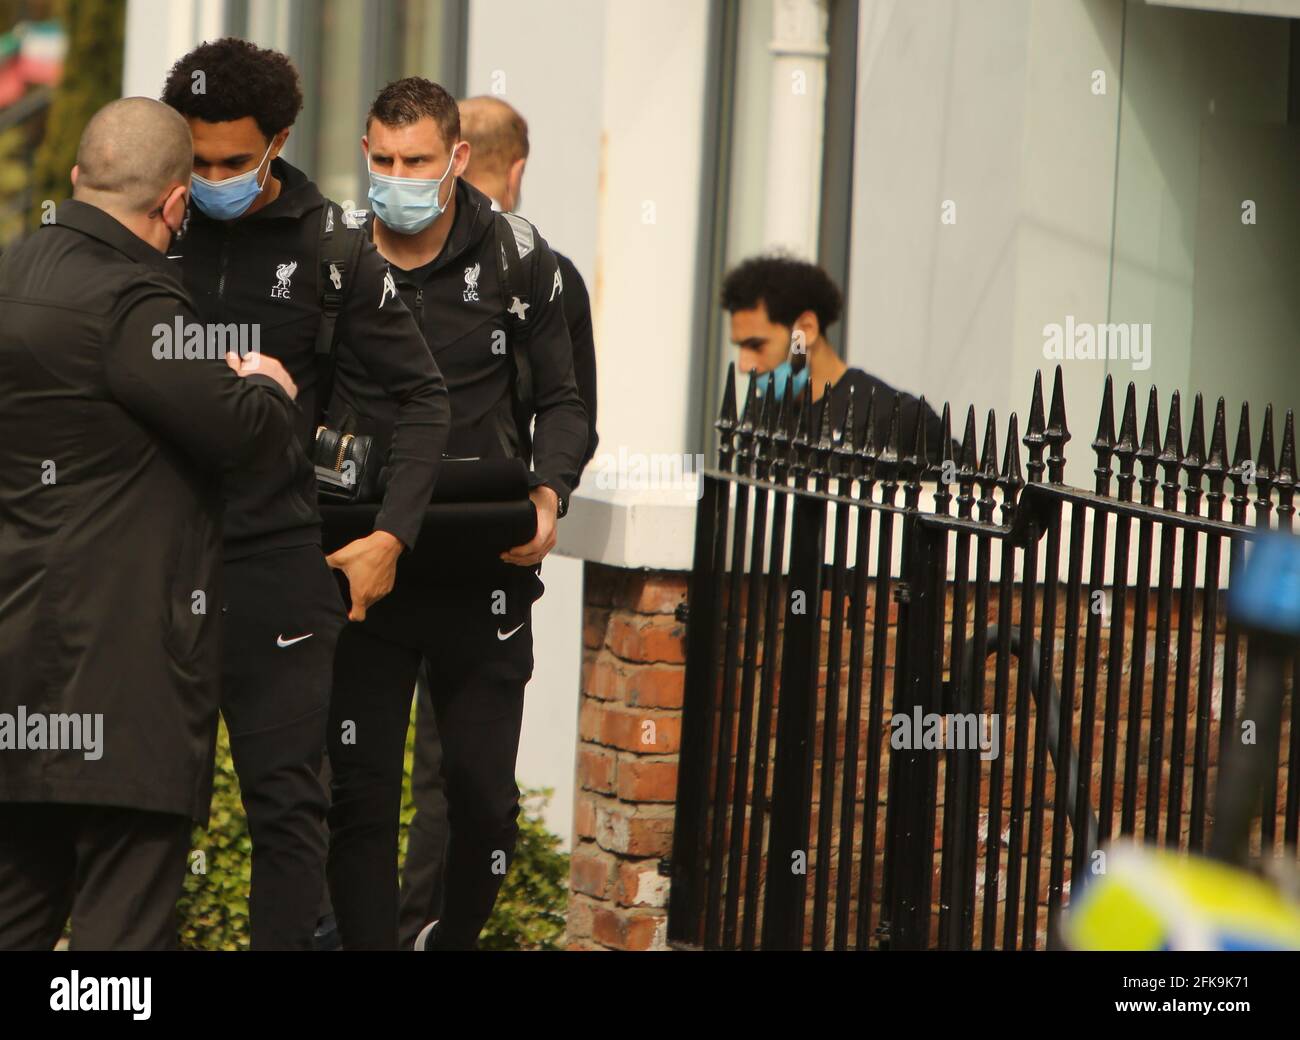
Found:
[0,98,298,950]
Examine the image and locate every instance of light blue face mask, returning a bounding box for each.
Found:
[766,358,810,401]
[191,139,274,221]
[367,149,456,235]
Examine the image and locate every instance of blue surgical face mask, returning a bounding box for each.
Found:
[766,358,810,401]
[191,139,275,221]
[367,149,456,235]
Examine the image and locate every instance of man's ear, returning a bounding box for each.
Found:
[453,138,471,177]
[70,164,79,188]
[507,157,526,209]
[270,128,291,161]
[164,182,188,228]
[792,310,820,358]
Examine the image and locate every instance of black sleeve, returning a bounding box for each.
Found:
[524,236,589,514]
[104,278,296,474]
[337,235,450,549]
[556,253,598,489]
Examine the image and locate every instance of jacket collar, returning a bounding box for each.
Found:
[243,157,324,220]
[52,199,174,273]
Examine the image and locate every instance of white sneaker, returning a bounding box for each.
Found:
[413,919,440,951]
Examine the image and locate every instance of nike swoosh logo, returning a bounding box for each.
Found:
[497,623,526,642]
[276,633,314,648]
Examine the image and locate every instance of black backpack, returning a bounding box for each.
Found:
[492,210,541,452]
[312,202,366,426]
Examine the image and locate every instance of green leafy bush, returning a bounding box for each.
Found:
[178,715,568,950]
[27,0,126,223]
[177,721,251,951]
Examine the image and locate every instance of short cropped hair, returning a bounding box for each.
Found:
[367,77,459,147]
[720,253,844,333]
[74,97,193,213]
[161,37,303,140]
[459,96,529,176]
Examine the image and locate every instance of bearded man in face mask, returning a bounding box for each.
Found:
[322,77,587,951]
[721,253,946,457]
[161,40,449,950]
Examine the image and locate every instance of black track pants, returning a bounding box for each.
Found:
[327,571,537,950]
[220,545,346,950]
[397,672,450,949]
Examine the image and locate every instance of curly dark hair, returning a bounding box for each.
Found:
[161,38,303,139]
[367,77,459,147]
[720,253,843,333]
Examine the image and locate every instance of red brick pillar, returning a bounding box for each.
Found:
[567,562,688,950]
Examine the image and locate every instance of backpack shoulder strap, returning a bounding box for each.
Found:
[493,211,539,412]
[314,202,366,423]
[493,211,537,333]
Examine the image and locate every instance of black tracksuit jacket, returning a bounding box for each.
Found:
[333,180,588,518]
[174,158,449,558]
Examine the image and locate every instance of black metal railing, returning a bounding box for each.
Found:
[667,364,1299,950]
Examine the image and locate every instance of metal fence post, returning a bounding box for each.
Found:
[667,472,729,947]
[760,493,826,949]
[884,520,947,949]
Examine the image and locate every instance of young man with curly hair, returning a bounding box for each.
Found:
[721,253,945,455]
[161,39,450,950]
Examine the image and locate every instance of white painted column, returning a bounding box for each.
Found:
[762,0,829,260]
[122,0,226,99]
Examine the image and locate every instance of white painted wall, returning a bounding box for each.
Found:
[467,0,710,846]
[845,0,1122,488]
[466,0,609,848]
[465,0,605,287]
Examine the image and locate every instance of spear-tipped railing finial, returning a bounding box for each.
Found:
[999,412,1024,524]
[933,402,953,516]
[1158,390,1183,511]
[716,362,738,471]
[977,409,999,524]
[957,405,979,519]
[1045,364,1071,484]
[1136,385,1161,507]
[1024,370,1047,484]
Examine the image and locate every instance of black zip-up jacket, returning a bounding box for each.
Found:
[174,158,449,558]
[333,180,587,516]
[827,368,951,461]
[0,200,297,821]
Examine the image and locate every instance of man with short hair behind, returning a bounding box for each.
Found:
[721,253,944,454]
[162,38,449,950]
[325,77,587,950]
[458,95,598,474]
[395,93,599,948]
[0,98,299,950]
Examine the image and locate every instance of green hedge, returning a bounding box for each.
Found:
[178,717,569,951]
